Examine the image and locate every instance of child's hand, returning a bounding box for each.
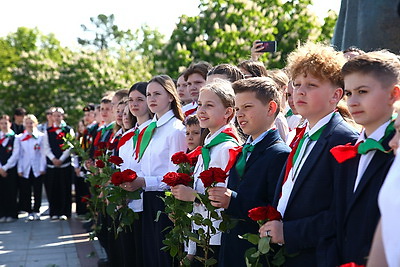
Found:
[250,40,265,61]
[171,185,196,202]
[120,177,145,192]
[207,186,232,209]
[259,220,285,244]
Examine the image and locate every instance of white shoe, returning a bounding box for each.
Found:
[0,217,6,223]
[28,213,34,221]
[33,213,41,221]
[59,215,68,221]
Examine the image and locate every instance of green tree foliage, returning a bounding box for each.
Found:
[155,0,337,78]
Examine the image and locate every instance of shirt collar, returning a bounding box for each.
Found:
[306,111,335,137]
[246,128,273,146]
[204,125,230,146]
[154,110,175,127]
[138,119,152,131]
[357,119,391,143]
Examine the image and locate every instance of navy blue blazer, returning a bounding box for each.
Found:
[333,131,395,266]
[218,129,290,267]
[273,113,359,267]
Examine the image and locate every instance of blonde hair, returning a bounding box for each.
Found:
[24,114,39,125]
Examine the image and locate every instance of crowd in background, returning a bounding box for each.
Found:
[0,41,399,267]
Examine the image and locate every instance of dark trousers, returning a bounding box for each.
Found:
[74,174,90,215]
[18,171,43,213]
[142,191,174,267]
[45,166,72,217]
[0,167,18,218]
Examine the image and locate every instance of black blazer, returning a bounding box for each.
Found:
[333,131,395,266]
[273,113,359,267]
[219,129,290,267]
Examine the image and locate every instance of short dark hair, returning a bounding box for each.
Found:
[184,114,200,127]
[232,77,281,117]
[183,61,212,81]
[237,60,268,77]
[14,107,26,116]
[83,103,95,112]
[207,64,245,82]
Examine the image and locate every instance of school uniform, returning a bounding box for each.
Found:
[43,124,74,218]
[17,130,46,214]
[0,131,20,219]
[331,120,395,266]
[189,125,239,262]
[139,110,186,267]
[115,120,151,267]
[274,112,358,267]
[219,129,290,267]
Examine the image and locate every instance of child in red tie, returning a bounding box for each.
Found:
[258,43,358,267]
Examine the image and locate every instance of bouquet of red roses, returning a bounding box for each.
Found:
[241,205,285,267]
[158,151,197,266]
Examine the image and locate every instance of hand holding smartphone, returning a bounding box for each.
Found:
[256,41,277,53]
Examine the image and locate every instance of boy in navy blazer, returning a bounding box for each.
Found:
[208,77,290,266]
[329,50,400,266]
[259,43,359,267]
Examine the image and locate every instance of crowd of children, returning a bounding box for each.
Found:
[0,42,399,267]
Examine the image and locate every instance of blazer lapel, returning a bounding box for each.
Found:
[286,113,342,208]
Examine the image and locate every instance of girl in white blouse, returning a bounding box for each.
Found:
[128,75,187,267]
[17,114,46,221]
[171,80,241,265]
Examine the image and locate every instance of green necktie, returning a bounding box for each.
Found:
[285,109,294,118]
[202,132,239,170]
[235,144,255,177]
[132,128,140,150]
[292,125,326,164]
[101,122,115,135]
[138,121,157,161]
[358,119,395,154]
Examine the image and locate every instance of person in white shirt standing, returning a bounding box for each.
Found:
[17,114,46,221]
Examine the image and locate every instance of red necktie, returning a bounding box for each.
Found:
[282,127,306,186]
[0,137,6,145]
[117,131,135,149]
[22,134,32,141]
[330,143,361,163]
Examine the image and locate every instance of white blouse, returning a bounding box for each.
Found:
[378,149,400,267]
[139,110,187,192]
[17,130,46,178]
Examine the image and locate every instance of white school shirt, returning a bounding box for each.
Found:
[139,110,187,192]
[353,120,391,192]
[273,112,289,142]
[378,148,400,267]
[190,125,239,251]
[42,124,74,168]
[119,120,151,212]
[17,130,46,178]
[277,111,334,217]
[0,131,20,171]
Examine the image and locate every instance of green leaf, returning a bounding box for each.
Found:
[258,236,270,255]
[205,257,217,266]
[241,233,260,245]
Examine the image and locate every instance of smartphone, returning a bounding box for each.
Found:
[256,41,277,53]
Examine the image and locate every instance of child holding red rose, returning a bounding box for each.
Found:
[171,80,241,265]
[207,77,290,266]
[259,43,358,267]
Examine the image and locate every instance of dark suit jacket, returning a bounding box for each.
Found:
[273,113,359,267]
[333,131,395,266]
[218,129,290,267]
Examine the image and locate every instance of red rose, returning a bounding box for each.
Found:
[339,263,365,267]
[121,169,137,183]
[95,160,105,168]
[171,151,190,165]
[97,142,107,149]
[162,172,192,187]
[81,194,90,203]
[199,167,228,188]
[108,141,118,150]
[189,155,199,167]
[209,167,228,183]
[94,150,103,158]
[111,171,124,186]
[108,155,124,166]
[198,169,215,188]
[56,132,65,140]
[248,205,282,222]
[162,172,180,186]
